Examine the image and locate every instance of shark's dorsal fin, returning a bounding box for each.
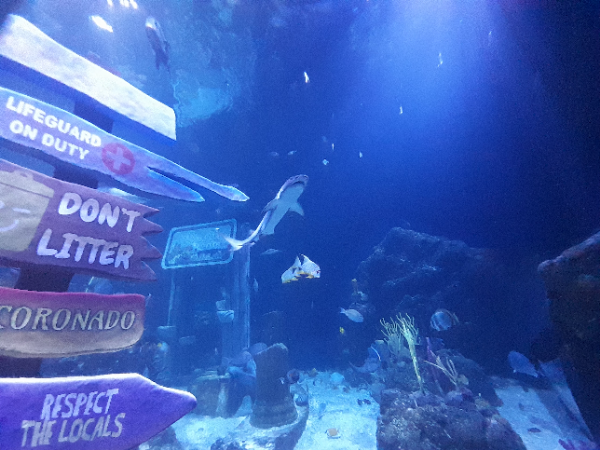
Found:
[288,202,304,216]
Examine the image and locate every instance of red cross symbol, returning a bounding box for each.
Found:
[102,143,135,175]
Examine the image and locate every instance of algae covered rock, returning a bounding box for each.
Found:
[377,389,525,450]
[354,226,536,373]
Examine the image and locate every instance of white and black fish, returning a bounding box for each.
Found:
[145,16,170,71]
[281,254,321,283]
[225,175,308,251]
[298,254,321,279]
[281,256,302,284]
[430,309,459,331]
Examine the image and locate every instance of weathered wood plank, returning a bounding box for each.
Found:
[0,159,162,281]
[0,14,176,141]
[0,287,145,358]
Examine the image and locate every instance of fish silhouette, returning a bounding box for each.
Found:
[145,16,170,71]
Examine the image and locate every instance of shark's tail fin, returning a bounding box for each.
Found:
[222,235,247,252]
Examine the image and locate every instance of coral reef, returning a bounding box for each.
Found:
[380,315,410,361]
[377,389,526,450]
[381,314,424,394]
[355,227,536,373]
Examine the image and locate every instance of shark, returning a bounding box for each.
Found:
[224,175,308,251]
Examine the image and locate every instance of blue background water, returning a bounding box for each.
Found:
[7,0,600,373]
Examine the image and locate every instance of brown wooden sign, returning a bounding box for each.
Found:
[0,159,162,281]
[0,286,145,358]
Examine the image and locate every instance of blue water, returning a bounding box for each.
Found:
[5,0,600,382]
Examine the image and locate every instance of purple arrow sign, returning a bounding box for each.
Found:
[0,287,145,358]
[0,86,248,203]
[0,373,196,449]
[0,159,162,281]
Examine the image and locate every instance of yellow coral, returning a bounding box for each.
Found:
[381,314,424,394]
[380,317,407,359]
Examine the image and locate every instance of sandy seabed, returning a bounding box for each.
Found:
[169,370,594,450]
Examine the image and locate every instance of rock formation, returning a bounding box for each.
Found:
[210,343,308,450]
[250,343,298,428]
[377,389,526,450]
[354,227,536,372]
[538,232,600,443]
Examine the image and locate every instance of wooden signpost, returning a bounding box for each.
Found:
[0,159,162,281]
[0,87,248,203]
[0,287,145,358]
[0,14,176,141]
[0,373,196,449]
[0,12,252,448]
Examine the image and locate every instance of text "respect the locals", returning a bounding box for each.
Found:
[21,388,125,447]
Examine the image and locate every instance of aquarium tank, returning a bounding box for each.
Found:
[0,0,599,449]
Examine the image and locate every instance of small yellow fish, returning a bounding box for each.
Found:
[339,327,345,335]
[298,254,321,279]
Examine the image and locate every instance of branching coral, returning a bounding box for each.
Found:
[424,355,468,389]
[398,314,424,394]
[381,314,424,394]
[380,316,407,359]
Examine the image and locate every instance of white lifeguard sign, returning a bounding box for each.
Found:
[161,219,237,269]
